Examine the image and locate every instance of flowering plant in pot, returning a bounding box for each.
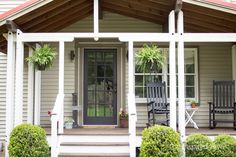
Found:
[64,117,74,129]
[119,108,128,128]
[26,44,56,71]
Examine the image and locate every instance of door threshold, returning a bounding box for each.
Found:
[82,125,118,129]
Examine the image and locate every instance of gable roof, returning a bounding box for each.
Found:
[0,0,236,53]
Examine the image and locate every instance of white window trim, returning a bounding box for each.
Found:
[134,47,199,103]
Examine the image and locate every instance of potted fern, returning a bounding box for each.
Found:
[26,44,56,71]
[136,44,166,82]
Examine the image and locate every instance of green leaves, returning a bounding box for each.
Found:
[8,123,50,157]
[136,44,166,73]
[140,125,181,157]
[185,134,215,157]
[185,134,236,157]
[26,44,57,70]
[214,135,236,157]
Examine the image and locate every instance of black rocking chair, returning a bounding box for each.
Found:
[146,82,169,127]
[209,80,236,129]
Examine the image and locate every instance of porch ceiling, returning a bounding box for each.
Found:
[0,0,236,53]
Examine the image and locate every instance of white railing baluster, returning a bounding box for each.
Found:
[51,94,64,157]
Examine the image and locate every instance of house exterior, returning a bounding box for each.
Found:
[0,0,236,156]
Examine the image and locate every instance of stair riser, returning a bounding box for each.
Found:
[60,146,129,154]
[59,135,129,143]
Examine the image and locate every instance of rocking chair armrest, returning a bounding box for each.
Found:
[147,101,155,106]
[208,102,213,106]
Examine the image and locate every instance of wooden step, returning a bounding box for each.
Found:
[58,153,130,157]
[61,142,129,146]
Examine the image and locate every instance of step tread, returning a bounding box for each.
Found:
[61,142,129,146]
[58,153,130,157]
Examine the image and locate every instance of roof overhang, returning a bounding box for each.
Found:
[0,0,53,26]
[183,0,236,14]
[0,0,236,53]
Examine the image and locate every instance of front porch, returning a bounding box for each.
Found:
[0,0,236,157]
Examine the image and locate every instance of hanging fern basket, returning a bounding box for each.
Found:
[26,44,57,71]
[37,63,46,71]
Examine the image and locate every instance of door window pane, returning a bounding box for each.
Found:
[87,103,95,117]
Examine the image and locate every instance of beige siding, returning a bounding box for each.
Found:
[135,44,233,127]
[196,43,232,127]
[38,12,162,126]
[0,11,231,129]
[41,43,75,126]
[0,0,28,15]
[0,53,6,140]
[61,11,162,32]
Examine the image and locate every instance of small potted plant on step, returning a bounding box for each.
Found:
[26,44,56,71]
[119,108,128,128]
[64,117,74,129]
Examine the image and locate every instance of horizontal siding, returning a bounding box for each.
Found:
[61,11,162,32]
[0,0,28,15]
[40,43,75,126]
[135,44,233,127]
[196,43,232,127]
[47,11,162,125]
[0,53,6,141]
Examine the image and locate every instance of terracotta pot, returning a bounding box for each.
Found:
[191,103,197,108]
[120,118,128,128]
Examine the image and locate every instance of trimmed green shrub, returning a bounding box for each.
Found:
[185,134,215,157]
[140,125,181,157]
[214,134,236,157]
[8,123,50,157]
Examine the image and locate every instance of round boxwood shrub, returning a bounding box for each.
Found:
[185,134,215,157]
[140,125,181,157]
[8,123,50,157]
[214,134,236,157]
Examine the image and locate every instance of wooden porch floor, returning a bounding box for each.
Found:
[44,127,236,136]
[45,127,129,135]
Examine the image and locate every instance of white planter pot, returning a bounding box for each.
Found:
[185,102,191,109]
[65,122,73,129]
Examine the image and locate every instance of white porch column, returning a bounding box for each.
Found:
[128,41,136,157]
[232,44,236,100]
[14,29,24,126]
[94,0,99,39]
[5,31,16,157]
[34,44,41,125]
[177,11,186,141]
[169,10,177,131]
[58,40,65,134]
[27,47,34,123]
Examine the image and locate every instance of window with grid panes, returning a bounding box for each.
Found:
[134,48,198,101]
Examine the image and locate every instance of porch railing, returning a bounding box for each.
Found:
[50,93,64,157]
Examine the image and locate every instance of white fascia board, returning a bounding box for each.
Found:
[183,0,236,14]
[184,33,236,42]
[20,32,236,42]
[0,0,54,26]
[20,33,172,42]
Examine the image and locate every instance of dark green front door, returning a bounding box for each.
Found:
[84,49,117,125]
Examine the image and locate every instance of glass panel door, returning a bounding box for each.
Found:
[84,49,117,125]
